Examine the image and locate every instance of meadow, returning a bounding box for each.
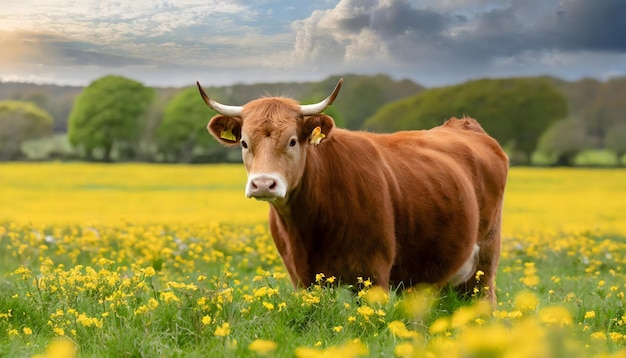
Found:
[1,163,626,357]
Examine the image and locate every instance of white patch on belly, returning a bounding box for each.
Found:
[449,244,479,286]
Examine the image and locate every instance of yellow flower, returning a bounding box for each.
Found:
[160,291,180,303]
[333,326,343,333]
[53,327,65,336]
[315,273,325,283]
[591,332,607,341]
[538,306,573,327]
[584,311,596,319]
[429,317,450,334]
[394,342,414,357]
[147,298,159,310]
[7,329,19,337]
[23,327,33,335]
[263,302,275,311]
[388,321,419,339]
[214,322,231,337]
[202,315,212,325]
[35,338,77,358]
[357,306,375,320]
[327,276,336,284]
[249,339,277,356]
[513,291,539,312]
[363,286,389,305]
[143,267,156,277]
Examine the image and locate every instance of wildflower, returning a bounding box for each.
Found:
[263,302,274,311]
[591,332,607,341]
[513,291,539,312]
[364,286,389,305]
[475,270,485,281]
[388,321,419,339]
[214,322,230,337]
[34,338,77,358]
[609,332,624,343]
[249,339,277,355]
[160,291,180,303]
[401,288,436,319]
[538,306,573,327]
[53,327,65,336]
[23,327,33,335]
[394,342,414,358]
[327,276,336,284]
[584,311,596,319]
[429,317,450,334]
[143,267,156,277]
[333,326,343,333]
[315,273,325,283]
[202,315,212,325]
[357,306,375,320]
[278,302,287,312]
[7,329,19,337]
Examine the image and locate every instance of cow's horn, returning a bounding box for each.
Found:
[300,78,343,115]
[196,81,243,117]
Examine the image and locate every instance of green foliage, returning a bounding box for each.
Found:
[308,74,424,130]
[155,86,226,163]
[537,118,594,166]
[0,100,53,160]
[365,77,568,162]
[68,75,154,161]
[605,123,626,163]
[20,134,77,161]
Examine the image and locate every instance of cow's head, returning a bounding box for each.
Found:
[197,79,343,203]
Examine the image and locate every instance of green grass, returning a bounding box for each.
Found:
[1,222,625,357]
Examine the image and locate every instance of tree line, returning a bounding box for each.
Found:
[1,74,625,165]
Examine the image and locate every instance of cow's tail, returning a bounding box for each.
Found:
[443,116,487,134]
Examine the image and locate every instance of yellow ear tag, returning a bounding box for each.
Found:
[309,126,325,145]
[220,129,236,141]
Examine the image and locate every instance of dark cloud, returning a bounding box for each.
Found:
[296,0,626,69]
[539,0,626,52]
[370,2,448,38]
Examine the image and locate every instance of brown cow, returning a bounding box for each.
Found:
[197,78,508,301]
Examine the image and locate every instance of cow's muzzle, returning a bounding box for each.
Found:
[245,173,287,201]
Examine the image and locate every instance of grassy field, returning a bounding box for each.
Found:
[1,163,626,357]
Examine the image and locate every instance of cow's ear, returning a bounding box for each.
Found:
[301,114,335,145]
[207,115,242,147]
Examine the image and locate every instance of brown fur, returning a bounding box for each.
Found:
[207,96,508,301]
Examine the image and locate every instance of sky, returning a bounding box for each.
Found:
[1,0,625,88]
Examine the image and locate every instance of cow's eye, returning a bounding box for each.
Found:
[241,140,248,149]
[289,138,297,147]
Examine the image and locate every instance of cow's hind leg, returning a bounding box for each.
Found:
[456,212,502,305]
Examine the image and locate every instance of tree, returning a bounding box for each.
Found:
[536,118,592,166]
[68,75,154,162]
[155,86,225,163]
[364,77,568,163]
[605,123,626,166]
[0,100,53,160]
[308,74,424,130]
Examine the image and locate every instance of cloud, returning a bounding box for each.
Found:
[291,0,626,73]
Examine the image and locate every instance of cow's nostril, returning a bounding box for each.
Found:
[252,182,258,189]
[269,181,276,190]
